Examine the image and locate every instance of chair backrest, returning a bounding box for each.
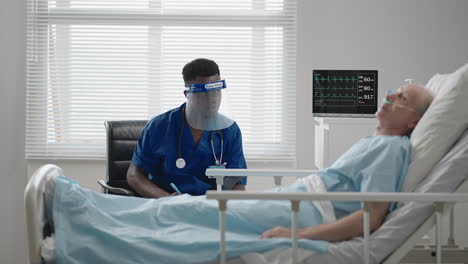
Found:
[105,120,147,194]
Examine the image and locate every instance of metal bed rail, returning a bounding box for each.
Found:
[205,168,468,264]
[207,168,317,190]
[206,191,468,264]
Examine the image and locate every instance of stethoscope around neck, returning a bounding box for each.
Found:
[175,107,225,169]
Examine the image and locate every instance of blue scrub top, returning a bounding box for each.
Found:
[316,135,411,219]
[132,103,247,195]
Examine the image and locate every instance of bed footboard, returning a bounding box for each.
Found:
[24,164,63,264]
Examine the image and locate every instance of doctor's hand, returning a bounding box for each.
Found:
[170,192,180,196]
[259,226,293,239]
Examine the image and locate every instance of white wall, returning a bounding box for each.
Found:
[296,0,468,169]
[0,0,27,263]
[2,0,468,263]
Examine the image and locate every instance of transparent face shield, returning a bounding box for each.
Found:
[185,80,234,131]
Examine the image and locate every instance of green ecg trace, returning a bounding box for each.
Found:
[314,87,356,90]
[314,95,356,98]
[314,75,357,82]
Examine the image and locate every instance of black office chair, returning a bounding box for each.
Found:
[97,120,147,196]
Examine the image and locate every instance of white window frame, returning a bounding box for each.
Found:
[26,0,297,167]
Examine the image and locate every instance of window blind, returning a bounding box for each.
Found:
[26,0,297,163]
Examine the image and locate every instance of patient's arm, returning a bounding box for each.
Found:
[260,202,389,242]
[127,163,176,199]
[231,184,245,191]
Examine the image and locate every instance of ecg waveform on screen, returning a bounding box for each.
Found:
[313,70,377,115]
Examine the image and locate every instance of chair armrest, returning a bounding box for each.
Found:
[97,179,135,196]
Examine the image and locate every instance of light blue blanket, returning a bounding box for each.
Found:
[52,177,328,264]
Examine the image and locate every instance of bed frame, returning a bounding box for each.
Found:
[206,169,468,264]
[24,165,468,264]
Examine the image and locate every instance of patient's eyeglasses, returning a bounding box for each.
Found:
[383,90,421,116]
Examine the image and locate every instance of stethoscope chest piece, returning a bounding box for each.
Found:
[176,158,186,169]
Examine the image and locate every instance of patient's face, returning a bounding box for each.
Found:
[375,84,424,132]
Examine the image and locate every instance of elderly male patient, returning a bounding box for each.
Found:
[260,83,433,240]
[48,84,433,263]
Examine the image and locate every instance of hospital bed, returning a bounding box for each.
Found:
[24,127,468,264]
[25,64,468,264]
[24,151,468,264]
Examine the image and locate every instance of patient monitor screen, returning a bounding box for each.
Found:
[313,70,378,116]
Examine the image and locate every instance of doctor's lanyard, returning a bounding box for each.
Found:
[175,107,225,169]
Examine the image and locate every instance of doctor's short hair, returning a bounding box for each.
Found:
[182,58,220,82]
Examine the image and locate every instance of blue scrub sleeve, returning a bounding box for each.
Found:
[131,122,161,174]
[226,125,247,185]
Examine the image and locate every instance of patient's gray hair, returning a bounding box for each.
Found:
[413,85,433,116]
[406,85,433,137]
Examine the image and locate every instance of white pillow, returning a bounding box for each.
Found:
[364,128,468,263]
[403,63,468,192]
[425,73,450,96]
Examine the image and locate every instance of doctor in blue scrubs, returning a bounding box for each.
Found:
[127,58,247,198]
